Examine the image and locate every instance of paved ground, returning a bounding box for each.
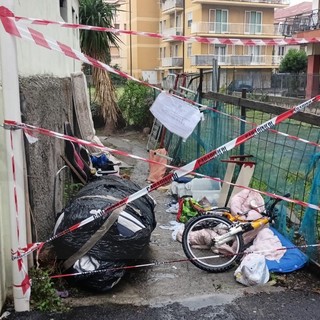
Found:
[2,130,320,319]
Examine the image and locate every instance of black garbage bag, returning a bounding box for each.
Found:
[52,175,156,292]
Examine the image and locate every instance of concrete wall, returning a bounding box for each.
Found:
[20,76,74,241]
[0,0,81,310]
[14,0,81,77]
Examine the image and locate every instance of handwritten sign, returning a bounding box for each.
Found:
[150,92,201,140]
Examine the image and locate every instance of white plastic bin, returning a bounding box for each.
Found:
[170,181,193,197]
[189,178,221,204]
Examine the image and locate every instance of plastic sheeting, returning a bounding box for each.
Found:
[299,153,320,259]
[53,175,156,292]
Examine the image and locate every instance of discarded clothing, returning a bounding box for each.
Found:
[229,189,265,221]
[245,227,285,262]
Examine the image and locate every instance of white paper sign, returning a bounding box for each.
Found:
[150,92,201,140]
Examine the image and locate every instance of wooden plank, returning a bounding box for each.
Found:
[70,72,95,141]
[61,154,86,185]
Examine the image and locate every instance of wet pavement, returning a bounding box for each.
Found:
[4,289,320,320]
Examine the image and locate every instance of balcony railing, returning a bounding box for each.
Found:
[163,27,183,37]
[192,0,289,5]
[161,57,183,67]
[161,0,184,12]
[191,54,281,66]
[191,22,281,36]
[278,9,320,37]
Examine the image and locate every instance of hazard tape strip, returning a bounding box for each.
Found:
[0,11,158,91]
[3,119,320,213]
[1,5,319,259]
[6,95,320,260]
[8,131,31,295]
[201,104,320,149]
[48,243,319,279]
[2,7,320,153]
[0,6,319,46]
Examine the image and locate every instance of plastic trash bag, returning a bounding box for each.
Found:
[234,253,270,286]
[52,175,156,292]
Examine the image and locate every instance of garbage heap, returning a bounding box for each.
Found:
[53,175,156,292]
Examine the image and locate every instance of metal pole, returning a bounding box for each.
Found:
[239,89,247,155]
[129,0,132,76]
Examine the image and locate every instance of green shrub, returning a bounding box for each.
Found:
[29,267,68,312]
[118,80,155,129]
[110,64,127,87]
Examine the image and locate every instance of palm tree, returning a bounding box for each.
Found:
[79,0,123,133]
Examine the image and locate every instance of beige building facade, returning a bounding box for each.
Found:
[111,0,289,88]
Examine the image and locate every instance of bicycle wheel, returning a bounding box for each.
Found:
[182,214,244,272]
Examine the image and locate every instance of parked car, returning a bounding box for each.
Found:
[227,80,253,94]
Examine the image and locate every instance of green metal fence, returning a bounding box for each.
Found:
[164,92,320,261]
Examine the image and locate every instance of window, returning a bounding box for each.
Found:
[278,46,285,56]
[115,23,120,29]
[245,11,262,34]
[187,12,192,28]
[176,14,182,28]
[209,9,228,33]
[60,0,68,22]
[170,15,175,28]
[187,43,192,57]
[247,46,262,56]
[246,46,264,63]
[209,44,226,63]
[170,44,179,57]
[72,7,78,36]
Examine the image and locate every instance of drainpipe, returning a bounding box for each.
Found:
[0,0,30,311]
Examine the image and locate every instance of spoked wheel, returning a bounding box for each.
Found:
[182,214,244,272]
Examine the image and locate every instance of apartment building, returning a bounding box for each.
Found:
[275,1,320,98]
[109,0,160,83]
[111,0,289,88]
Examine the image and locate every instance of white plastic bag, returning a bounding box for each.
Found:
[234,253,270,286]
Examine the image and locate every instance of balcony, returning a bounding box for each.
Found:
[191,54,281,66]
[191,22,281,36]
[161,0,184,13]
[278,9,320,37]
[161,57,183,67]
[163,27,183,37]
[191,0,289,7]
[162,27,183,42]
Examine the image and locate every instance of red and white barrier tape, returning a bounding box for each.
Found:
[6,95,320,260]
[9,131,31,295]
[1,7,320,46]
[0,8,159,91]
[49,243,319,279]
[203,105,320,149]
[2,6,320,152]
[3,119,320,213]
